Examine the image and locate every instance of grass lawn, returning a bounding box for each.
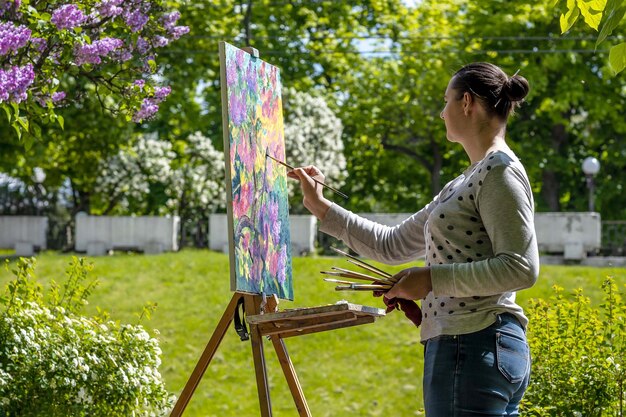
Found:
[1,250,624,416]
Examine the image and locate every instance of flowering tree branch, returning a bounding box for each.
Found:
[0,0,189,146]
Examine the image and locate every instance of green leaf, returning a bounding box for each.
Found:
[57,115,65,130]
[561,0,581,32]
[23,135,34,151]
[17,116,29,131]
[2,104,12,122]
[12,123,22,141]
[596,0,626,47]
[609,42,626,74]
[31,121,42,139]
[577,0,607,30]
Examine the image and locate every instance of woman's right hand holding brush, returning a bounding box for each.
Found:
[288,165,332,220]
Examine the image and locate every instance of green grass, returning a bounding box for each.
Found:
[1,250,625,417]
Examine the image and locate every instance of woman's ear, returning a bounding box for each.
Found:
[463,91,473,116]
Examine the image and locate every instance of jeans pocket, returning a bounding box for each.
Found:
[496,332,529,384]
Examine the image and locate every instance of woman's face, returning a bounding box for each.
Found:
[440,76,468,143]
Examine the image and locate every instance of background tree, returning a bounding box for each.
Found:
[283,87,346,213]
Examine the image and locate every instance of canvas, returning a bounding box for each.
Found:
[219,42,294,300]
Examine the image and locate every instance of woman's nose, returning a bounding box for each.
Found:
[440,111,444,120]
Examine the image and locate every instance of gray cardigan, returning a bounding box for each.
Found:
[319,150,539,341]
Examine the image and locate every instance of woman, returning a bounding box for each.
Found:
[288,62,539,416]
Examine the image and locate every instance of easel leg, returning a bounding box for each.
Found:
[245,295,273,417]
[271,336,312,417]
[169,293,242,417]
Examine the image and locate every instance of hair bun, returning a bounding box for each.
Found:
[502,74,530,102]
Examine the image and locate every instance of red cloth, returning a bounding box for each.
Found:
[374,291,422,327]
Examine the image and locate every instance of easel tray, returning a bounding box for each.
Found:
[246,302,386,339]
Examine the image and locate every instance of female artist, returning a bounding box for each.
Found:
[288,62,539,416]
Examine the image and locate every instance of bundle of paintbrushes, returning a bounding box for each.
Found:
[321,247,397,292]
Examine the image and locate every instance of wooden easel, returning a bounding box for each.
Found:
[169,291,384,416]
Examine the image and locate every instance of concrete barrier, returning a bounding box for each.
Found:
[534,212,601,260]
[0,216,48,256]
[75,214,179,256]
[209,213,318,255]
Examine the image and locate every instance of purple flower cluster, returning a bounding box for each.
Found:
[0,64,35,103]
[30,37,47,53]
[0,0,20,17]
[132,85,171,122]
[153,36,169,48]
[136,37,150,54]
[160,11,180,30]
[159,10,188,40]
[154,86,171,100]
[51,91,66,102]
[74,37,123,65]
[96,0,123,18]
[0,21,31,56]
[124,9,149,32]
[51,4,86,30]
[168,26,189,40]
[132,98,159,122]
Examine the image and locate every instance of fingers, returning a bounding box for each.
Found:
[385,270,408,299]
[285,165,325,182]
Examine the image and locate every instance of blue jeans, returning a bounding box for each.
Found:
[423,313,531,417]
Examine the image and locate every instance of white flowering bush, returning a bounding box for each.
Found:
[94,131,224,216]
[166,131,225,216]
[93,133,176,214]
[283,88,346,212]
[0,257,173,416]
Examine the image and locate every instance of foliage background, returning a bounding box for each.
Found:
[2,0,626,251]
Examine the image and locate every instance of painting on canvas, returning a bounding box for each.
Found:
[218,42,293,300]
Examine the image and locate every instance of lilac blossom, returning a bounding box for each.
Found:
[160,11,180,30]
[133,79,145,88]
[0,64,35,103]
[154,86,171,100]
[136,37,150,54]
[97,0,123,18]
[51,91,66,102]
[74,37,123,65]
[0,22,31,55]
[124,10,149,32]
[51,4,86,30]
[0,0,20,17]
[132,98,159,122]
[168,26,189,40]
[153,36,169,48]
[30,37,47,53]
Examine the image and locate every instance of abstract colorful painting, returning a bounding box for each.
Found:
[218,42,293,300]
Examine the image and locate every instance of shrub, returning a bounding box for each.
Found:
[522,277,625,416]
[0,257,173,416]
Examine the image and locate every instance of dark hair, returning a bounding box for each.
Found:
[451,62,530,120]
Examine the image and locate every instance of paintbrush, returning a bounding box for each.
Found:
[266,153,349,199]
[321,270,392,285]
[330,267,395,285]
[330,247,395,280]
[335,284,392,291]
[323,278,364,285]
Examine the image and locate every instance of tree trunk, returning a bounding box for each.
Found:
[430,137,443,196]
[243,0,253,46]
[541,122,569,211]
[541,170,561,211]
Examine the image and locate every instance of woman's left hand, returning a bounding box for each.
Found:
[385,267,433,300]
